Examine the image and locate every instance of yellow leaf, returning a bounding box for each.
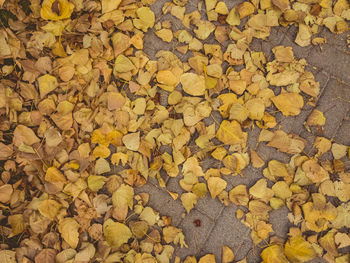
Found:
[261,244,289,263]
[88,175,107,192]
[13,125,40,147]
[101,0,121,14]
[216,120,245,145]
[112,184,134,217]
[122,132,140,151]
[229,185,249,206]
[58,218,80,248]
[192,182,207,198]
[38,199,62,220]
[180,73,206,96]
[45,167,67,187]
[103,219,132,248]
[0,250,16,263]
[271,92,304,116]
[114,55,136,73]
[0,184,13,203]
[207,177,227,199]
[249,179,274,203]
[111,152,128,166]
[139,207,159,226]
[295,23,312,47]
[199,254,216,263]
[38,74,58,98]
[155,29,173,43]
[181,192,198,213]
[41,0,74,21]
[284,236,316,262]
[236,2,255,19]
[306,109,326,126]
[133,7,155,32]
[92,144,111,158]
[226,8,240,26]
[222,246,234,263]
[8,214,26,236]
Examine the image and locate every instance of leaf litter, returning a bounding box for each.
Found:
[0,0,349,262]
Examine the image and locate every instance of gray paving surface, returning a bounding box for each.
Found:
[140,0,350,261]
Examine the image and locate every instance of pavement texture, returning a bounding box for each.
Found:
[137,0,350,262]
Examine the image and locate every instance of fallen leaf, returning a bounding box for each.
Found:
[207,177,227,199]
[58,218,80,248]
[103,219,132,248]
[271,92,304,116]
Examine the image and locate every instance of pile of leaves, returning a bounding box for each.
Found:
[0,0,349,262]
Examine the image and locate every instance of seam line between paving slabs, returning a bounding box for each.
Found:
[331,106,350,141]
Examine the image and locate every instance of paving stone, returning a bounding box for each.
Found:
[269,207,290,239]
[334,120,350,145]
[198,206,252,262]
[316,78,350,139]
[195,194,224,221]
[136,183,185,226]
[306,42,350,84]
[176,209,216,259]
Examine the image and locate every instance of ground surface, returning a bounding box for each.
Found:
[137,0,350,261]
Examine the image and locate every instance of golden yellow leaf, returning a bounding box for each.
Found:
[284,236,316,262]
[111,152,128,166]
[101,0,121,14]
[181,192,198,213]
[103,219,132,248]
[88,175,107,192]
[139,207,159,226]
[192,182,207,198]
[199,254,216,263]
[295,23,312,47]
[112,184,134,221]
[45,167,67,189]
[236,2,255,19]
[216,120,245,146]
[250,150,265,168]
[261,244,289,263]
[133,7,155,32]
[272,181,292,200]
[58,218,80,248]
[114,55,136,73]
[207,177,227,199]
[122,132,140,151]
[8,214,26,236]
[155,29,173,43]
[226,8,240,26]
[331,143,347,159]
[92,144,111,158]
[180,73,206,96]
[229,185,249,206]
[37,74,58,98]
[38,199,61,220]
[271,92,304,116]
[41,0,74,21]
[222,246,234,263]
[307,109,326,126]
